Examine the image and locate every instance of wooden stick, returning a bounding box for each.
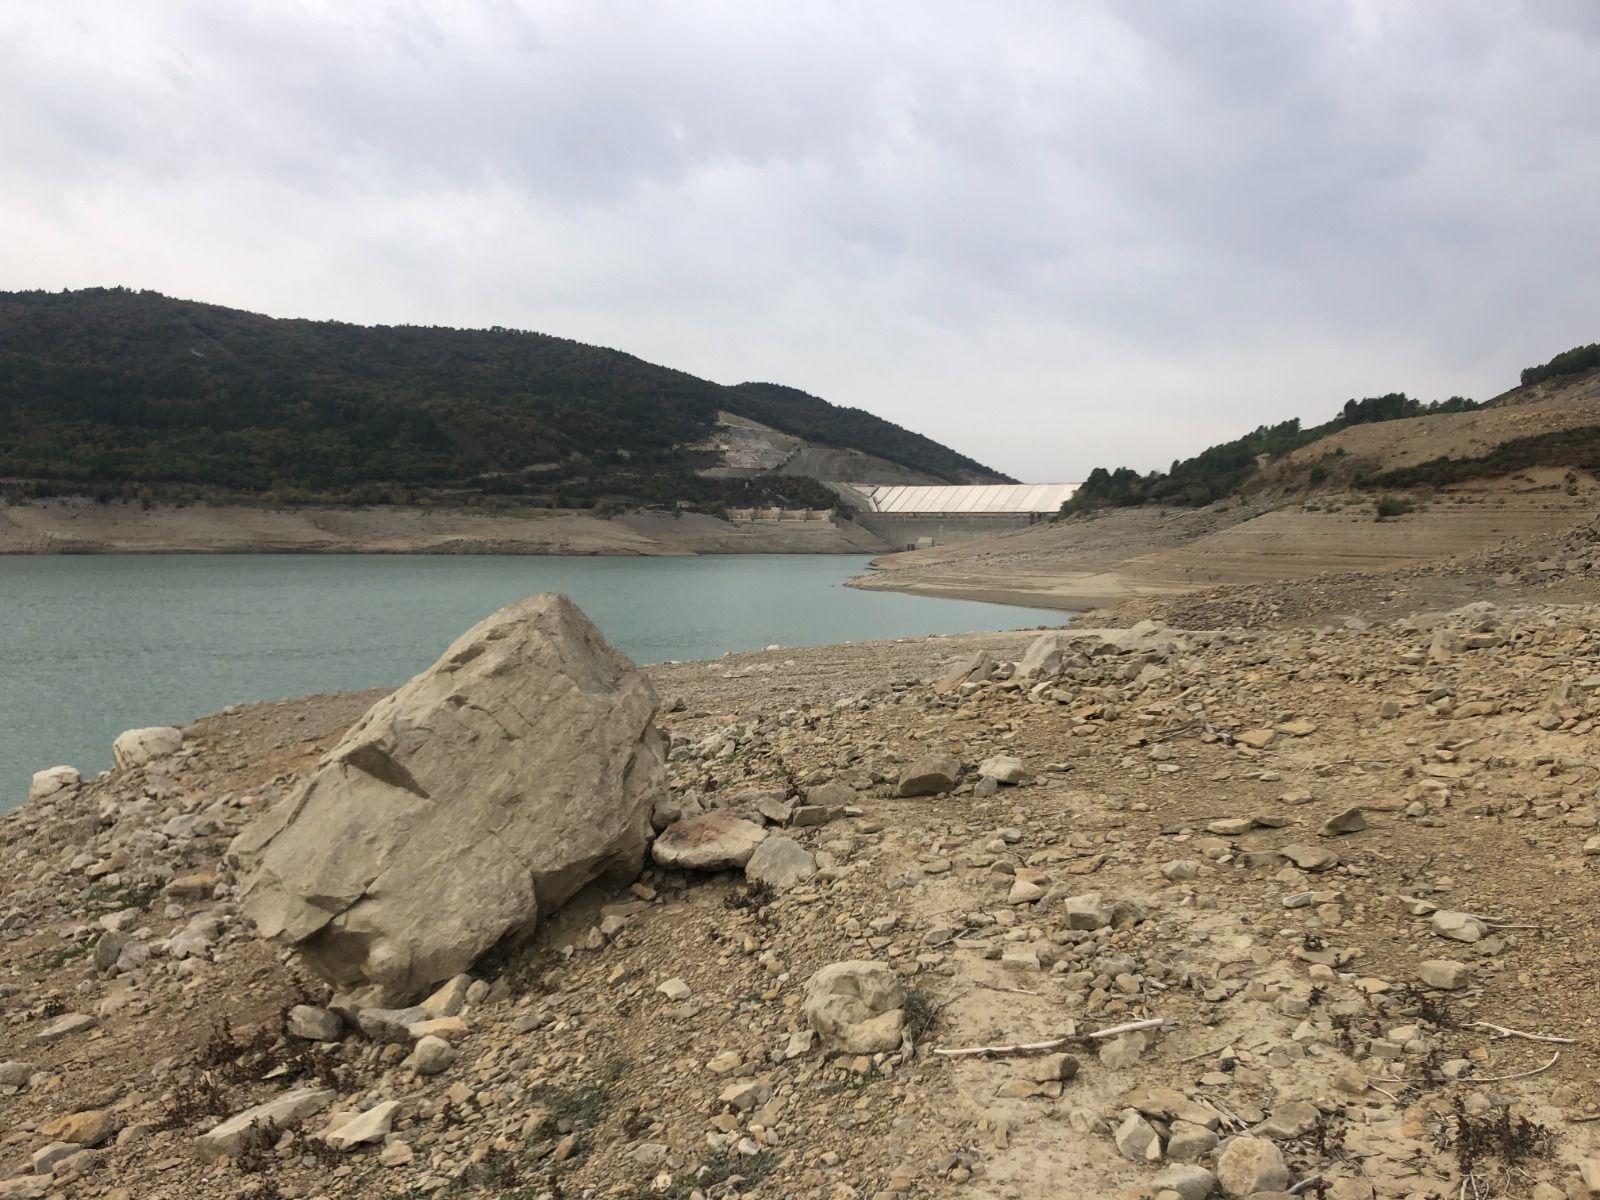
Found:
[1471,1021,1577,1045]
[977,982,1041,997]
[931,1017,1171,1059]
[1287,1177,1323,1196]
[1375,1050,1562,1087]
[1470,1050,1560,1082]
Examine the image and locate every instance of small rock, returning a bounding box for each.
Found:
[802,961,906,1054]
[1166,1120,1219,1162]
[1255,1101,1319,1139]
[1099,1033,1148,1070]
[744,836,818,890]
[1280,843,1339,871]
[1152,1164,1218,1200]
[1008,879,1045,905]
[1319,807,1368,837]
[1113,1110,1162,1162]
[1064,892,1113,930]
[1417,960,1470,990]
[111,726,183,769]
[896,753,961,798]
[1208,818,1255,836]
[194,1088,336,1160]
[30,1143,78,1175]
[1027,1053,1079,1083]
[36,1014,96,1043]
[652,813,769,870]
[356,1006,427,1043]
[26,767,80,805]
[379,1140,414,1167]
[408,1036,455,1076]
[325,1100,400,1150]
[419,974,472,1018]
[977,755,1027,785]
[287,1005,344,1042]
[1216,1135,1289,1197]
[1431,911,1488,943]
[39,1110,114,1148]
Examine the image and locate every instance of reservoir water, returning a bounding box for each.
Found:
[0,554,1060,809]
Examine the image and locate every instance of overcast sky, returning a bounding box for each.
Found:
[4,2,1598,480]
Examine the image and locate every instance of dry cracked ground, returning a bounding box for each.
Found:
[3,526,1600,1200]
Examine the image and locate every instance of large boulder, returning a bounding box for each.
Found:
[112,727,182,770]
[232,594,666,1002]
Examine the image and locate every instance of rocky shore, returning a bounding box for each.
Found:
[3,526,1600,1200]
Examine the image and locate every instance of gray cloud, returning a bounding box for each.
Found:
[2,0,1597,478]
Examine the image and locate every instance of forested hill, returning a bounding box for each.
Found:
[0,288,1007,508]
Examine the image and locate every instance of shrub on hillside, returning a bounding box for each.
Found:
[1375,495,1415,521]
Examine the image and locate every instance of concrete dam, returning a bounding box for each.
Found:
[829,482,1080,549]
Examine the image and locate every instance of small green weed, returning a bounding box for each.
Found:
[31,937,97,972]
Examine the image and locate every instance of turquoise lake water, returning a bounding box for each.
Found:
[0,554,1062,809]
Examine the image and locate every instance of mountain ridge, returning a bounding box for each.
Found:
[0,287,1010,510]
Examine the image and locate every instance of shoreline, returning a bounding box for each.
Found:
[844,568,1136,613]
[0,499,892,558]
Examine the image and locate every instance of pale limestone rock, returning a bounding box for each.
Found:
[978,754,1027,785]
[652,813,768,870]
[1152,1164,1217,1200]
[420,975,472,1019]
[26,767,80,805]
[111,727,182,770]
[325,1100,400,1150]
[896,752,961,797]
[1017,634,1063,678]
[286,1005,343,1042]
[1418,960,1470,990]
[194,1088,335,1160]
[1431,910,1488,943]
[743,835,817,890]
[233,594,665,1002]
[1216,1135,1289,1197]
[1113,1110,1162,1162]
[802,961,906,1054]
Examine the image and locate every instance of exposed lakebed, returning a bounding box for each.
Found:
[0,553,1061,808]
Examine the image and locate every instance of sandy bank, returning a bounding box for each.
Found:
[0,499,890,556]
[852,479,1599,612]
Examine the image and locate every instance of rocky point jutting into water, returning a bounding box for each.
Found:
[1,515,1599,1199]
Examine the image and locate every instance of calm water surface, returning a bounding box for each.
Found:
[0,554,1061,808]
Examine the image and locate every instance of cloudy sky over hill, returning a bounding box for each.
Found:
[4,1,1598,478]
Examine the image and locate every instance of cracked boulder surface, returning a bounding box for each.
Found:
[230,592,666,1002]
